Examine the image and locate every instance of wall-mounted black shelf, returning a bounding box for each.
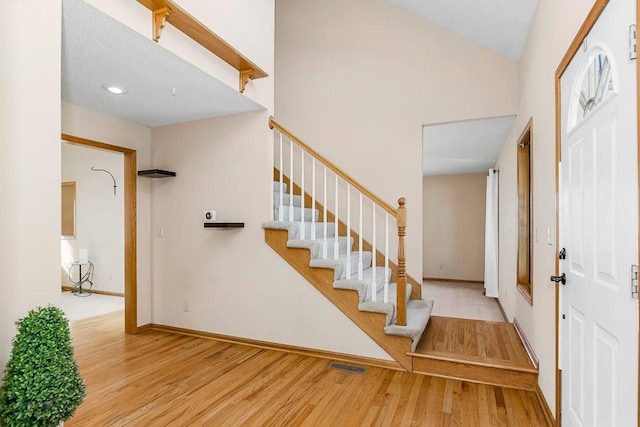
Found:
[204,222,244,229]
[137,169,176,178]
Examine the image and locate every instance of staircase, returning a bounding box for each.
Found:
[263,117,434,372]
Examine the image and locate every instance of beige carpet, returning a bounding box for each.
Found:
[61,291,124,321]
[422,280,505,322]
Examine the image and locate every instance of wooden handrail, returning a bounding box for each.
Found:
[269,116,397,217]
[396,198,407,326]
[137,0,268,93]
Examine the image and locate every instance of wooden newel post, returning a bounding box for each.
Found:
[396,197,407,326]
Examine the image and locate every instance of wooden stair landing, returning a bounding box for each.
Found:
[410,316,538,391]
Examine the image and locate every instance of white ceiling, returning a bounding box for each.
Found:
[423,116,516,176]
[389,0,538,62]
[61,0,263,128]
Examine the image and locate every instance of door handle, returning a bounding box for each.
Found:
[550,273,566,285]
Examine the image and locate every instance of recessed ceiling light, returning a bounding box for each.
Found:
[102,84,128,95]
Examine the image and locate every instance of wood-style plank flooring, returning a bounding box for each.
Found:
[67,311,550,426]
[415,316,535,370]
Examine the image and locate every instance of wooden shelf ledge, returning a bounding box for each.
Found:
[138,169,176,178]
[204,222,244,229]
[137,0,268,93]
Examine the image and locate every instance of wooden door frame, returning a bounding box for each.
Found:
[554,0,639,424]
[61,133,138,334]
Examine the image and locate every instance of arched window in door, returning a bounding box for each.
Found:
[568,48,616,132]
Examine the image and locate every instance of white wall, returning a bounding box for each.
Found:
[150,111,391,359]
[423,173,487,281]
[494,0,599,415]
[275,0,519,284]
[82,0,274,109]
[61,0,275,325]
[62,102,153,325]
[61,143,125,294]
[0,0,62,370]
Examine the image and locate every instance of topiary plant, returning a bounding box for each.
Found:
[0,306,85,427]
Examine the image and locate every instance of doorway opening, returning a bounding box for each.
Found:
[61,133,138,334]
[422,116,515,322]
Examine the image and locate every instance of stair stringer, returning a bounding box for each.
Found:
[265,228,414,372]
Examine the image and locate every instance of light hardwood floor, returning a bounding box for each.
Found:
[415,316,534,369]
[411,316,539,392]
[67,311,551,426]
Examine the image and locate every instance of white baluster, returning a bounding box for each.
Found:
[358,193,363,280]
[311,159,316,240]
[334,174,339,260]
[278,133,284,221]
[371,201,377,302]
[384,213,389,303]
[346,185,351,279]
[323,167,328,259]
[300,148,305,239]
[289,140,294,222]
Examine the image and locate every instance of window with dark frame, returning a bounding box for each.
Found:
[517,119,533,303]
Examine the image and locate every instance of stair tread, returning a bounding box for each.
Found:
[358,283,413,325]
[384,299,434,352]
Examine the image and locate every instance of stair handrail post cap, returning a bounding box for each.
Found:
[398,197,406,206]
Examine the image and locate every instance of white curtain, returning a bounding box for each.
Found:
[484,169,499,298]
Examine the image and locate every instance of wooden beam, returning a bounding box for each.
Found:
[137,0,268,92]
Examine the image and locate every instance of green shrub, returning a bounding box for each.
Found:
[0,306,85,427]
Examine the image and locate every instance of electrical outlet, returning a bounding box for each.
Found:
[439,264,444,270]
[183,301,189,312]
[109,273,114,281]
[547,226,553,245]
[158,226,164,237]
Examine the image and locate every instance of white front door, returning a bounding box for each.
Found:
[559,0,638,425]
